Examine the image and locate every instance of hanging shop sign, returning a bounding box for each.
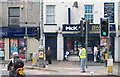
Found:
[104,2,114,23]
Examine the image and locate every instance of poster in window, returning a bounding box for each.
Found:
[19,39,25,59]
[10,39,18,58]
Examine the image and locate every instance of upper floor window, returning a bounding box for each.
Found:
[46,5,55,24]
[8,7,20,27]
[84,5,93,23]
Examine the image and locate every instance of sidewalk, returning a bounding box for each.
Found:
[0,60,119,75]
[24,61,120,75]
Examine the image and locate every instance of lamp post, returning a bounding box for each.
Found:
[85,20,88,68]
[24,30,28,62]
[105,14,110,59]
[40,0,44,47]
[24,0,28,62]
[39,0,46,68]
[81,18,88,68]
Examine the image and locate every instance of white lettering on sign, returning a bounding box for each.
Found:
[92,25,100,32]
[65,26,78,31]
[0,32,7,36]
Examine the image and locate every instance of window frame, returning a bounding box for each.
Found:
[84,5,94,23]
[8,7,20,27]
[46,5,56,24]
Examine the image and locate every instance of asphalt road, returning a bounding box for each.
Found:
[0,61,120,76]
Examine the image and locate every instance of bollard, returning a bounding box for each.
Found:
[32,53,37,66]
[43,51,46,68]
[107,59,113,73]
[44,52,46,61]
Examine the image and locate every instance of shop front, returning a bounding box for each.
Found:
[0,27,38,60]
[62,24,116,61]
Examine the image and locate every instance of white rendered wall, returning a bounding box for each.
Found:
[0,2,2,26]
[27,38,39,60]
[57,33,63,60]
[115,1,119,62]
[117,1,120,62]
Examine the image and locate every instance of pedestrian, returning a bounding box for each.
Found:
[94,46,98,62]
[47,47,52,64]
[78,45,86,73]
[101,46,106,62]
[104,49,108,67]
[78,46,82,62]
[96,50,100,62]
[100,47,103,63]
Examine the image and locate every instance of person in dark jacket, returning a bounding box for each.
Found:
[47,47,52,64]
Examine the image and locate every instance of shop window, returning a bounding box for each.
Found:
[65,37,100,56]
[9,38,26,59]
[9,39,18,58]
[0,38,5,60]
[19,39,26,59]
[65,37,82,55]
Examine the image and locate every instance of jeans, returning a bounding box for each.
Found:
[105,60,107,67]
[80,58,86,71]
[94,55,96,62]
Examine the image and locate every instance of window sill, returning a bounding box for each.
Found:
[44,24,57,26]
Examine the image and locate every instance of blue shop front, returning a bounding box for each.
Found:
[0,27,39,60]
[62,24,116,61]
